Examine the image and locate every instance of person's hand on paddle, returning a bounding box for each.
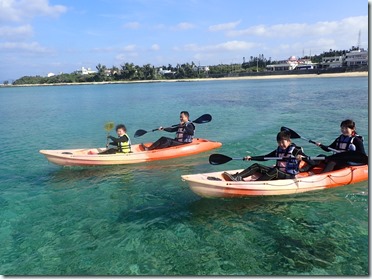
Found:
[244,156,251,161]
[296,154,305,161]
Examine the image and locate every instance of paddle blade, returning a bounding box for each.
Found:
[104,122,115,132]
[134,129,147,138]
[193,114,212,124]
[209,154,233,165]
[281,126,301,139]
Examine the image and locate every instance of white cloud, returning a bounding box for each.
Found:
[226,15,368,38]
[173,22,195,30]
[115,52,139,62]
[215,40,256,51]
[208,20,241,31]
[0,41,50,53]
[151,44,160,51]
[180,40,256,52]
[123,21,140,29]
[92,47,116,52]
[115,44,139,62]
[0,24,33,38]
[122,44,136,52]
[0,0,67,22]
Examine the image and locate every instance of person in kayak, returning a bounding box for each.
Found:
[222,130,310,181]
[300,119,366,173]
[100,124,131,154]
[142,111,195,150]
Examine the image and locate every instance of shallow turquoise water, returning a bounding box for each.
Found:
[0,77,368,275]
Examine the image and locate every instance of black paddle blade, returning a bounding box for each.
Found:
[281,126,301,139]
[209,154,232,165]
[134,129,147,138]
[328,151,368,165]
[193,114,212,124]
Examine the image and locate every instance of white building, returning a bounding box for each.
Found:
[158,68,174,75]
[344,49,368,67]
[266,56,297,71]
[76,67,96,75]
[320,56,344,68]
[266,56,316,71]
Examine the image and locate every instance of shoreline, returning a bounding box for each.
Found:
[1,71,368,88]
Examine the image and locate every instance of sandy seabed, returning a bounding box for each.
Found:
[2,71,368,87]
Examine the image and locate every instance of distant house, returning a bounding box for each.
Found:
[158,68,174,75]
[47,72,55,77]
[193,66,210,72]
[76,67,96,75]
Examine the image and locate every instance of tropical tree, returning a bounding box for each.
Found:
[95,63,107,81]
[141,64,155,80]
[120,63,136,80]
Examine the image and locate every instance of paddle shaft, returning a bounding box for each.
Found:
[235,156,325,161]
[104,122,115,148]
[281,126,340,153]
[209,153,326,165]
[301,136,340,153]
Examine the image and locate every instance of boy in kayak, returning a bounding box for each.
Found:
[142,111,195,150]
[222,130,310,181]
[100,124,131,154]
[300,119,366,173]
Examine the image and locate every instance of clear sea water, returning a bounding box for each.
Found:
[0,76,368,276]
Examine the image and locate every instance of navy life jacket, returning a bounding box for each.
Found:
[175,122,195,143]
[335,134,363,152]
[275,144,301,175]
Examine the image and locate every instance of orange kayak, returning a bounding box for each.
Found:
[181,164,368,198]
[40,138,222,166]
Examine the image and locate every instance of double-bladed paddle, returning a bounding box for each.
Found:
[209,153,326,165]
[280,126,341,153]
[209,152,368,165]
[134,114,212,138]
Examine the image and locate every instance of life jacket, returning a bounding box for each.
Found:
[335,134,363,152]
[275,144,300,175]
[117,133,131,153]
[175,122,194,143]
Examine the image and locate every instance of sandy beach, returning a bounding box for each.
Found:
[2,71,368,87]
[182,71,368,82]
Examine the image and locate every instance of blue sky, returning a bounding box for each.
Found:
[0,0,368,81]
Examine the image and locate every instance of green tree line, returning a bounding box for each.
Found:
[10,47,364,85]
